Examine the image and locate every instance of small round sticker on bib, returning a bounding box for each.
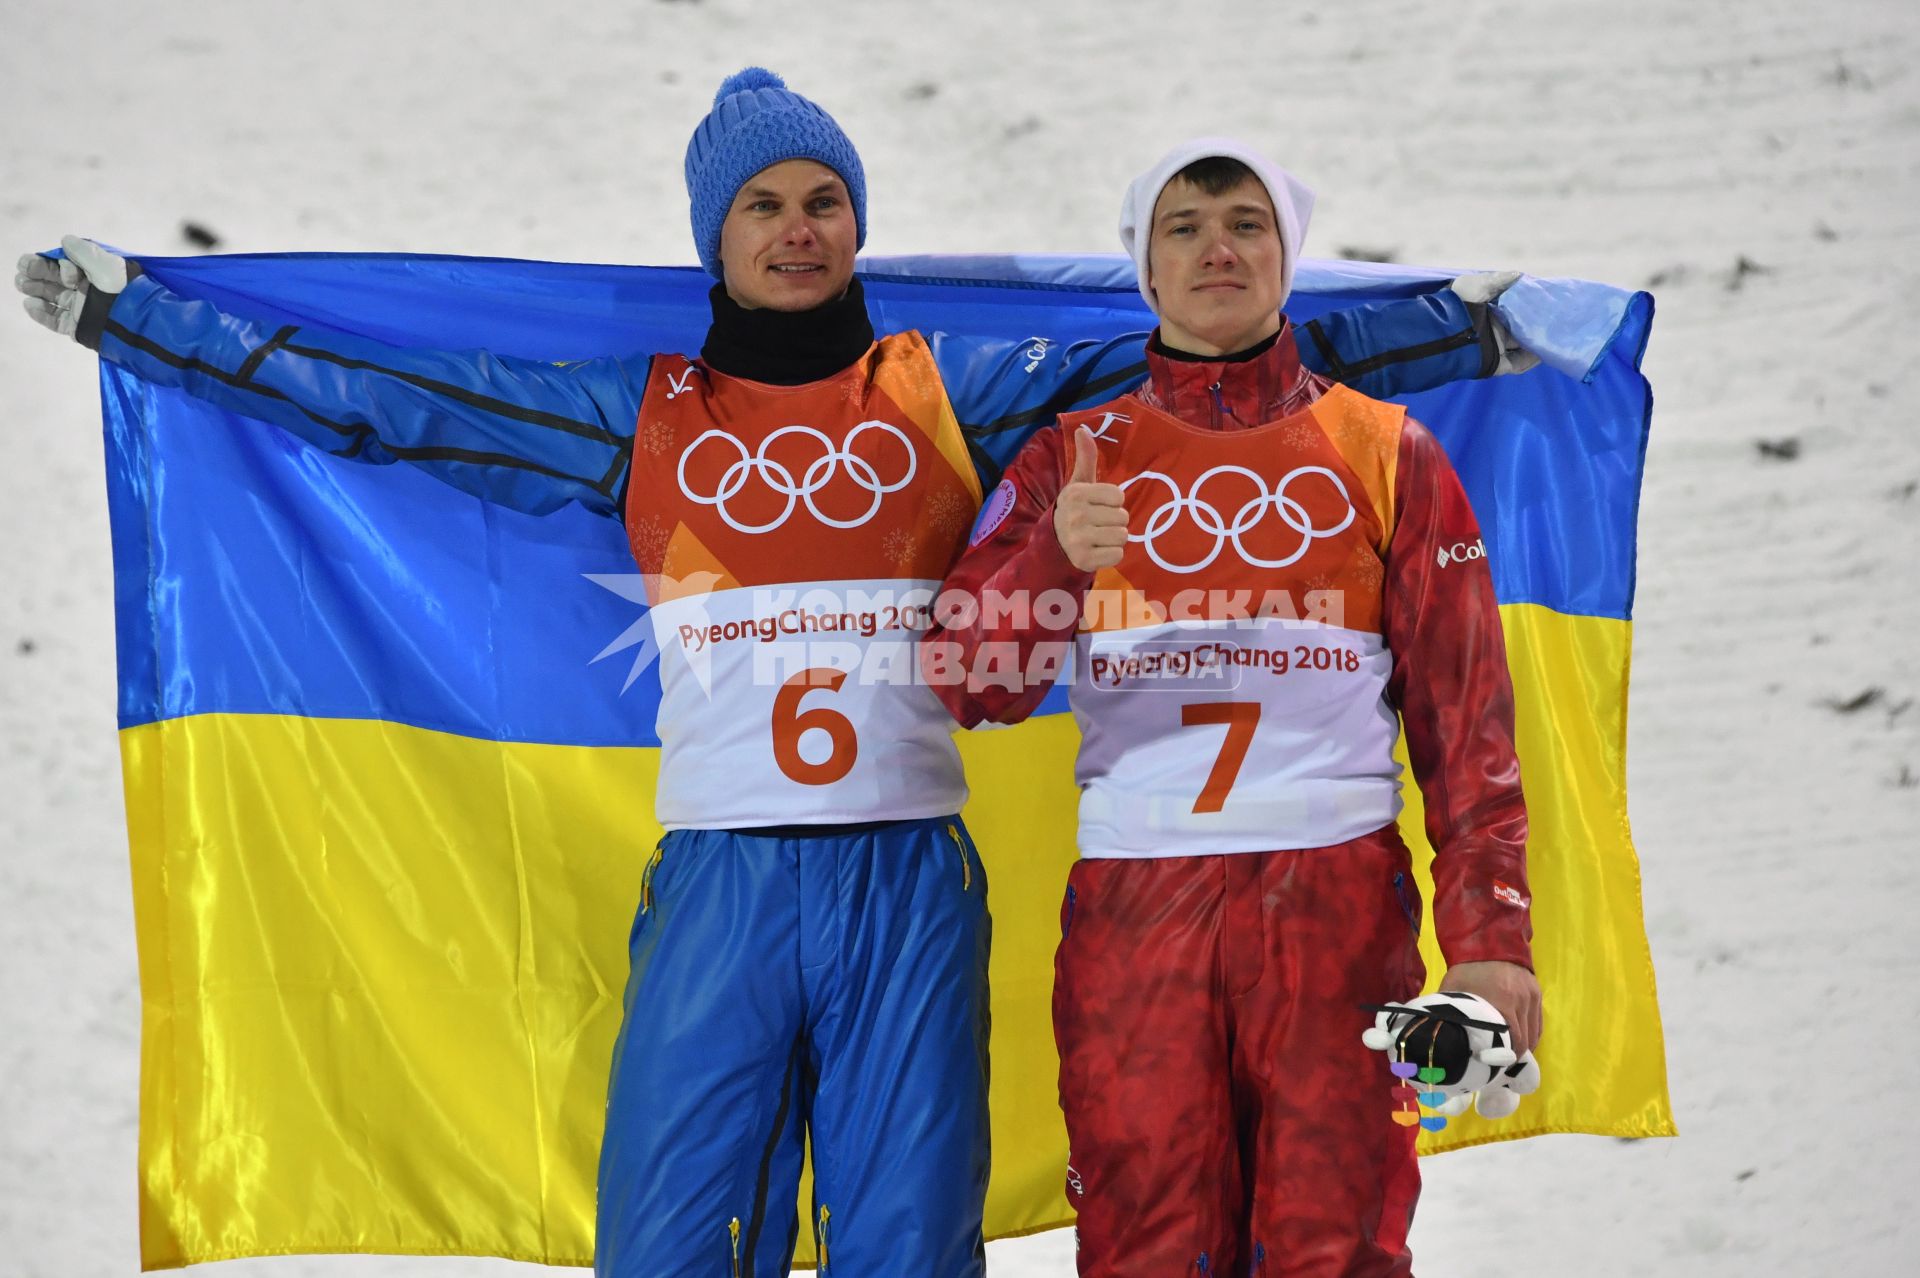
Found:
[969,478,1018,546]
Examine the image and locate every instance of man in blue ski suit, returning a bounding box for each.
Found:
[17,68,1530,1278]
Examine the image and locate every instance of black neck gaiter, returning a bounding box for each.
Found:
[700,276,876,385]
[1147,327,1283,364]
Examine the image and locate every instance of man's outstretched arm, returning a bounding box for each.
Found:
[1296,273,1539,399]
[19,238,646,518]
[931,271,1538,485]
[928,329,1151,489]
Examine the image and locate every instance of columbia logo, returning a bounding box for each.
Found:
[1436,539,1487,568]
[1021,336,1054,374]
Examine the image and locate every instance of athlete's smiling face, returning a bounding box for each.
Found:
[1148,174,1286,357]
[719,160,858,313]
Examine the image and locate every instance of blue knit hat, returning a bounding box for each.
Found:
[684,68,868,278]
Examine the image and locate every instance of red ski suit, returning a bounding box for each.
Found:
[922,327,1532,1276]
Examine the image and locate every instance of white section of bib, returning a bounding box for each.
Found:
[648,578,967,829]
[1071,617,1402,857]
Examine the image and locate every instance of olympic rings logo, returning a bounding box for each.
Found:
[1120,464,1356,574]
[677,421,918,534]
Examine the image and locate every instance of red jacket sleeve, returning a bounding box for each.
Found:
[1382,419,1534,970]
[922,424,1093,727]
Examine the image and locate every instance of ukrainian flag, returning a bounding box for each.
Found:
[97,252,1670,1269]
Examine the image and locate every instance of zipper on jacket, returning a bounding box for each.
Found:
[729,1216,741,1278]
[947,823,971,892]
[1392,871,1419,933]
[1063,883,1077,939]
[816,1204,831,1274]
[640,842,665,913]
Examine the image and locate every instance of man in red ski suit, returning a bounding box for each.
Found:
[921,140,1544,1276]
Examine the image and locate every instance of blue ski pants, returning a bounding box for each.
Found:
[594,816,992,1277]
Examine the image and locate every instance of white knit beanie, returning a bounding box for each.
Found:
[1118,137,1316,314]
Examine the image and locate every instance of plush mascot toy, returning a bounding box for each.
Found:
[1362,991,1542,1121]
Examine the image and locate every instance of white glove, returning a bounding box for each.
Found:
[1363,990,1542,1121]
[16,236,131,338]
[1448,269,1522,306]
[1449,269,1540,377]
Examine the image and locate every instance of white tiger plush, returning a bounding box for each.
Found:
[1362,991,1542,1119]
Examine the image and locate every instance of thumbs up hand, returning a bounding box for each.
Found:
[1051,425,1128,573]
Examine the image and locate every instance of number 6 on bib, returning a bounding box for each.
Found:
[772,667,858,785]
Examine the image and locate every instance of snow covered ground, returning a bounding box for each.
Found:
[2,0,1915,1273]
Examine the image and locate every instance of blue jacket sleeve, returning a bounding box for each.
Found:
[927,330,1151,487]
[930,290,1501,485]
[89,274,647,518]
[1294,290,1498,400]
